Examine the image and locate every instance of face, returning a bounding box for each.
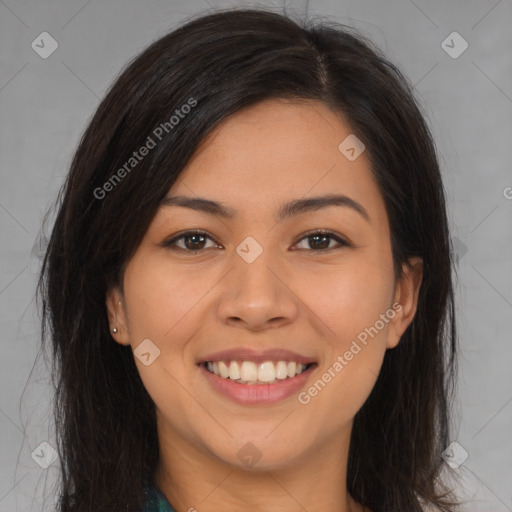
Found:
[107,98,422,471]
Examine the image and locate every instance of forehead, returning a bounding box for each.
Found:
[166,98,385,222]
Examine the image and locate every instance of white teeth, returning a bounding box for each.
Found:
[205,359,310,384]
[287,362,296,378]
[275,361,288,379]
[229,361,240,380]
[218,361,229,378]
[240,361,258,381]
[258,361,276,382]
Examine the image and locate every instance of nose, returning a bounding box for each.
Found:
[216,245,300,331]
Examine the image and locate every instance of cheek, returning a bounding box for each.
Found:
[121,256,203,396]
[293,257,394,415]
[122,253,211,341]
[296,257,395,343]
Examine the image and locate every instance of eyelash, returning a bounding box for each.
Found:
[162,229,350,253]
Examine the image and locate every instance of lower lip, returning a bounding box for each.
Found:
[198,363,317,405]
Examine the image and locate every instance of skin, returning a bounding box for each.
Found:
[106,98,422,512]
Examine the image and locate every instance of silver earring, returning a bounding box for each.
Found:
[112,327,118,334]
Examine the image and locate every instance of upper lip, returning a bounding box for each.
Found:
[197,348,316,365]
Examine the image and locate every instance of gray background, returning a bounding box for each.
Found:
[1,0,511,510]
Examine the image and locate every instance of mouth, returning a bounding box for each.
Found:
[196,349,318,405]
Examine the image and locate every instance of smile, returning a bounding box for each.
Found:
[198,360,318,405]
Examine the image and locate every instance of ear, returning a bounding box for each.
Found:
[387,257,423,349]
[106,286,131,346]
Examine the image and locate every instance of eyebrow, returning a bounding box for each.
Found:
[160,194,370,223]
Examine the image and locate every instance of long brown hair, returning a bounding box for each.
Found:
[39,8,459,511]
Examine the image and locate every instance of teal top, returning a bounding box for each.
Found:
[142,483,176,512]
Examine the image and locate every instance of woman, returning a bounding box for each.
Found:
[39,8,460,512]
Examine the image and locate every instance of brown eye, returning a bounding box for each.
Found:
[164,231,219,252]
[293,231,349,251]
